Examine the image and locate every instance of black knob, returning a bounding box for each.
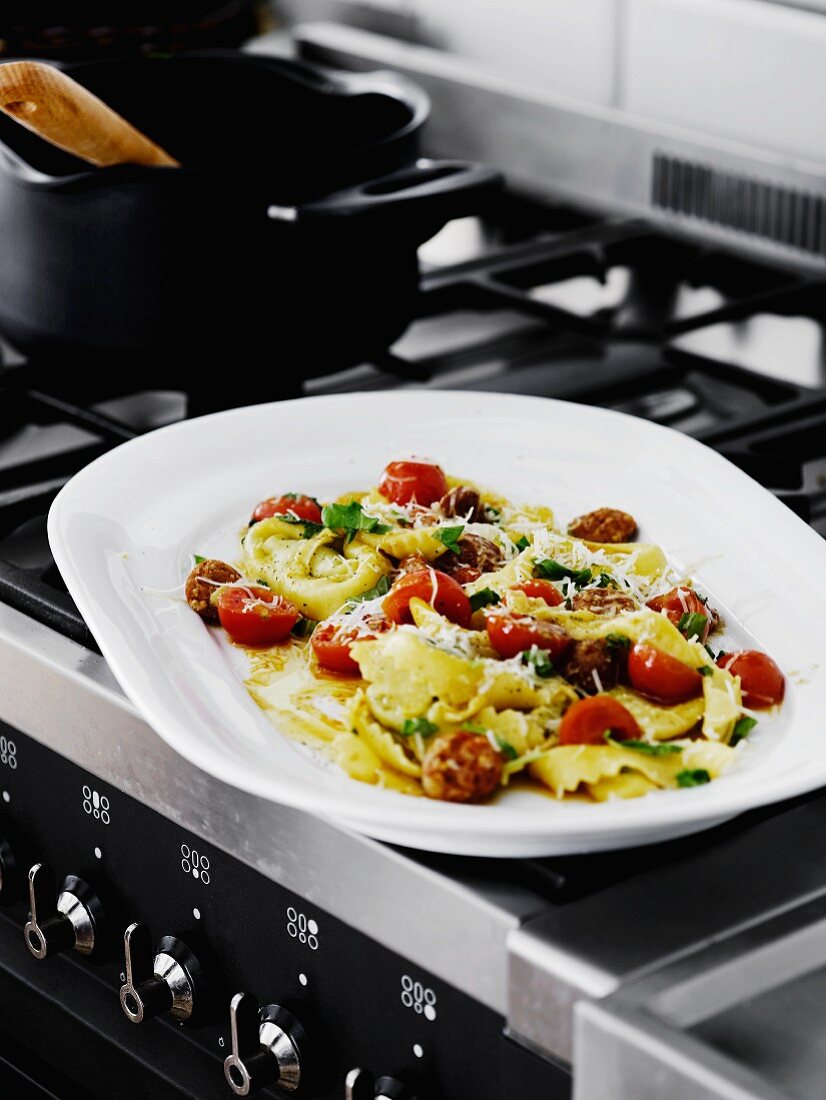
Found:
[224,992,307,1095]
[119,922,205,1025]
[346,1070,416,1100]
[24,864,104,960]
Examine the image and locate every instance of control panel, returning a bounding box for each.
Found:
[0,722,570,1100]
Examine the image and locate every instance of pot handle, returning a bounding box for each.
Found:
[293,159,502,236]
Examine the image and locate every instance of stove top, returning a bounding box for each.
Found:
[3,193,826,1100]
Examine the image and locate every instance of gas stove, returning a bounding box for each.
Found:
[2,192,826,1100]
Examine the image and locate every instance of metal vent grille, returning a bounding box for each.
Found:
[651,153,826,256]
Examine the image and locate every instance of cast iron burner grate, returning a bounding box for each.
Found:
[3,205,826,649]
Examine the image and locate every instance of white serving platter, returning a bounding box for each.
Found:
[47,391,826,857]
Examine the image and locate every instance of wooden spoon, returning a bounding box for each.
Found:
[0,60,179,168]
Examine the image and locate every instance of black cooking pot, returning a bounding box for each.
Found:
[0,52,500,372]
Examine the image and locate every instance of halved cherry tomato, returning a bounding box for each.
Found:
[628,643,702,703]
[216,586,299,646]
[251,494,322,525]
[558,696,642,745]
[511,579,564,607]
[383,569,472,628]
[717,650,785,708]
[378,460,447,507]
[311,615,391,675]
[485,611,571,661]
[646,586,717,642]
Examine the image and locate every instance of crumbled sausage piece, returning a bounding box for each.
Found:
[561,638,624,695]
[398,553,430,575]
[185,559,241,623]
[422,731,504,803]
[568,508,637,544]
[439,534,504,584]
[571,588,637,616]
[438,485,485,523]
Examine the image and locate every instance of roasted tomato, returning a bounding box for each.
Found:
[647,586,718,641]
[717,650,785,708]
[383,568,472,627]
[485,611,571,661]
[216,586,299,646]
[251,494,322,524]
[311,615,391,675]
[511,579,564,607]
[558,696,642,745]
[377,459,447,507]
[628,643,702,703]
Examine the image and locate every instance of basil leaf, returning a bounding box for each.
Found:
[495,736,518,761]
[193,554,206,564]
[514,536,530,552]
[698,665,714,677]
[521,646,554,678]
[485,506,502,523]
[605,734,682,756]
[676,768,711,788]
[535,558,592,587]
[730,716,757,746]
[344,575,391,609]
[678,611,707,640]
[597,572,618,589]
[401,717,439,738]
[435,525,465,551]
[291,618,317,638]
[605,633,631,651]
[278,514,324,538]
[321,501,391,538]
[469,588,501,613]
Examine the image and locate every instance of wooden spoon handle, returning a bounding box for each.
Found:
[0,60,179,168]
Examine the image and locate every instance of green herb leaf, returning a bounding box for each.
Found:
[730,716,758,746]
[597,572,619,589]
[514,536,530,552]
[435,525,465,551]
[605,733,683,756]
[678,611,707,641]
[535,558,592,587]
[704,643,717,659]
[521,646,554,678]
[485,506,502,523]
[495,736,518,761]
[677,768,711,788]
[344,575,392,609]
[698,665,714,677]
[605,633,631,651]
[469,588,501,613]
[321,501,391,539]
[401,717,439,738]
[193,554,206,564]
[278,514,324,538]
[291,618,317,638]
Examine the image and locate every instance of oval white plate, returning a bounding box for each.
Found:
[48,391,826,857]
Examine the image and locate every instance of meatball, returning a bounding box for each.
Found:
[438,485,485,523]
[398,553,430,575]
[422,731,504,803]
[439,534,504,584]
[561,638,624,695]
[185,559,241,623]
[571,588,637,616]
[568,508,637,544]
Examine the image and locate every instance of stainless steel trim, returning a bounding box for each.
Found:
[258,1018,301,1092]
[293,21,826,271]
[0,602,537,1015]
[154,951,195,1022]
[57,889,95,956]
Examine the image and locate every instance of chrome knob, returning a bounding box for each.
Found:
[119,922,203,1025]
[346,1070,416,1100]
[223,992,307,1095]
[24,863,103,960]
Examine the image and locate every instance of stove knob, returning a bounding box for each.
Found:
[223,992,308,1095]
[119,922,206,1025]
[345,1070,416,1100]
[24,863,105,960]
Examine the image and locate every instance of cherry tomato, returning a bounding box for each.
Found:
[511,579,564,607]
[558,696,642,745]
[717,650,785,708]
[647,586,716,642]
[485,611,571,661]
[383,569,472,628]
[216,586,299,646]
[251,494,322,525]
[377,459,447,507]
[628,643,702,703]
[311,615,391,675]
